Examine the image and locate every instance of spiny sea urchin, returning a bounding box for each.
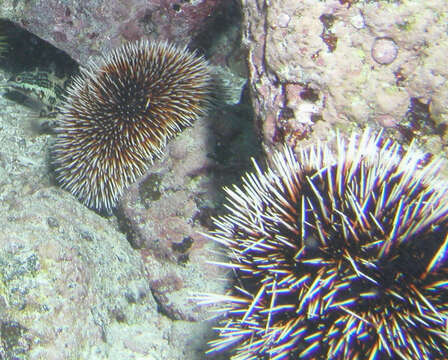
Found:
[202,130,448,359]
[52,40,212,212]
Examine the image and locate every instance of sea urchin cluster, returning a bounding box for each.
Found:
[52,40,212,212]
[202,130,448,359]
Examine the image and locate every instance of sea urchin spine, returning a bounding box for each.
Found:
[201,130,448,360]
[52,40,212,212]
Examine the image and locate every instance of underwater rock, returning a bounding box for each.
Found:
[1,0,228,65]
[241,0,448,158]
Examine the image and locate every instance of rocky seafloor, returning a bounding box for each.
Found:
[0,0,446,359]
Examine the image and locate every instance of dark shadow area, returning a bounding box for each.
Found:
[0,19,78,114]
[191,0,243,59]
[0,19,78,74]
[192,0,262,209]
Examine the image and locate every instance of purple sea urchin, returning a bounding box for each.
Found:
[202,130,448,359]
[52,40,211,212]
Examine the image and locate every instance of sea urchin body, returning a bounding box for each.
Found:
[52,40,211,212]
[202,130,448,359]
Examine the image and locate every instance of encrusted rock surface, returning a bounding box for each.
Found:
[0,93,226,359]
[0,0,228,65]
[241,0,448,158]
[118,101,258,321]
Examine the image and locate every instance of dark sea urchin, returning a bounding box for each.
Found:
[52,40,211,212]
[202,130,448,359]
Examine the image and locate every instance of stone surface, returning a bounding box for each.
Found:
[240,0,448,160]
[0,93,227,359]
[0,0,228,65]
[0,40,242,360]
[118,102,259,321]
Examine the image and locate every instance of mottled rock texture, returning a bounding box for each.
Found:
[241,0,448,159]
[0,0,227,65]
[0,92,228,359]
[117,100,258,321]
[0,0,251,358]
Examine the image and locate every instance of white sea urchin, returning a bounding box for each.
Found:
[201,129,448,360]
